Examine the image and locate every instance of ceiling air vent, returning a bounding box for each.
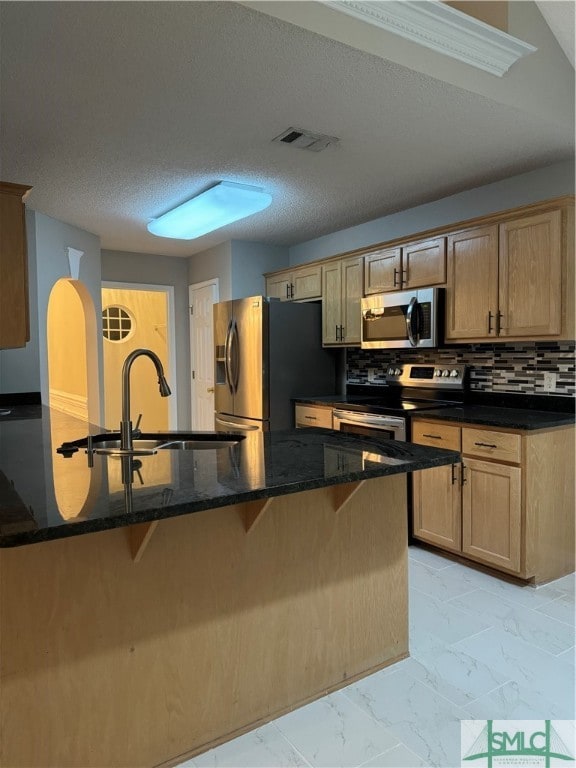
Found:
[272,127,339,153]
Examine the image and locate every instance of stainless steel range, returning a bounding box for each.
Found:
[332,364,467,442]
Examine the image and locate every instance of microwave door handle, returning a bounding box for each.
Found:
[405,297,418,347]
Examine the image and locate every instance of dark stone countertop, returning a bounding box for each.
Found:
[0,406,459,549]
[293,390,575,430]
[411,405,575,430]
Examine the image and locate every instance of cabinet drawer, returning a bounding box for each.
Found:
[295,405,333,429]
[412,421,461,451]
[462,427,521,464]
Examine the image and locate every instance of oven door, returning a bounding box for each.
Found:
[361,288,438,349]
[332,410,406,442]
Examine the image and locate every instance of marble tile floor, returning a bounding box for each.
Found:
[177,546,575,768]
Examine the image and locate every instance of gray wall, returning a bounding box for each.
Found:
[230,240,288,298]
[35,213,104,422]
[0,210,104,423]
[0,209,41,393]
[188,242,232,301]
[289,160,576,265]
[101,249,191,429]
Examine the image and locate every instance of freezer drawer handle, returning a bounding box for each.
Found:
[215,417,259,431]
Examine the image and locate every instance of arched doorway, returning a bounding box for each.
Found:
[46,278,99,423]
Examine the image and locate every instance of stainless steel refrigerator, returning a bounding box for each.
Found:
[214,296,336,432]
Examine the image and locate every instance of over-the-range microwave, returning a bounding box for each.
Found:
[361,287,443,349]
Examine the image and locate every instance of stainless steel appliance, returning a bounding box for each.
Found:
[361,287,443,350]
[214,296,336,432]
[333,363,467,441]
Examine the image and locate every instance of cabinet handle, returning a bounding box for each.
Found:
[304,415,317,420]
[474,441,498,448]
[422,433,442,440]
[335,325,340,341]
[402,268,408,286]
[488,311,493,334]
[340,325,345,340]
[496,311,502,335]
[286,284,290,299]
[451,463,457,485]
[290,283,295,299]
[393,268,399,288]
[461,463,467,485]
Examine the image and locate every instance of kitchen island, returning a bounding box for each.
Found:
[0,407,458,767]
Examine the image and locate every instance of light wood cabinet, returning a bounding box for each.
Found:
[265,264,322,302]
[446,209,569,342]
[295,404,333,429]
[0,182,31,349]
[364,238,446,295]
[498,211,562,337]
[411,418,575,583]
[412,421,461,552]
[446,225,499,340]
[322,255,363,345]
[461,458,521,573]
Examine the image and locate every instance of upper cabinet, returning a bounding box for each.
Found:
[264,196,574,346]
[265,264,322,302]
[322,255,363,346]
[364,237,446,295]
[0,182,31,349]
[446,206,572,342]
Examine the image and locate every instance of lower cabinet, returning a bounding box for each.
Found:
[412,419,575,583]
[461,458,521,573]
[295,404,333,429]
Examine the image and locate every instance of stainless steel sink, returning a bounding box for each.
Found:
[58,432,244,457]
[94,438,240,455]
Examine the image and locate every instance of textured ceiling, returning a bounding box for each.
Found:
[0,1,573,257]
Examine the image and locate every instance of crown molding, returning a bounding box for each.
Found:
[322,0,537,76]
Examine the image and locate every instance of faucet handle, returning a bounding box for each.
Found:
[132,413,142,438]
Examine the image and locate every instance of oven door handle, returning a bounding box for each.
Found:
[405,297,418,347]
[333,410,405,428]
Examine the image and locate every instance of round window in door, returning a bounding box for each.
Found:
[102,305,134,342]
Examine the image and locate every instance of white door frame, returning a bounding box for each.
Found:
[189,278,219,429]
[102,281,178,429]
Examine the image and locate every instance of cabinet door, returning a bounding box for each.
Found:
[413,464,462,552]
[499,210,562,337]
[0,182,31,349]
[322,261,342,345]
[462,458,522,573]
[364,248,401,294]
[402,237,446,289]
[292,265,322,301]
[265,273,292,301]
[341,256,363,344]
[446,226,498,341]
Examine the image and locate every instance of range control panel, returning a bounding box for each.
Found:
[386,364,467,389]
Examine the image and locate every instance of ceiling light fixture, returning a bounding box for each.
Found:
[147,181,273,240]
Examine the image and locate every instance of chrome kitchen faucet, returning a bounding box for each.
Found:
[120,348,171,450]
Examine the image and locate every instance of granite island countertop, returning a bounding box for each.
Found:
[0,405,459,548]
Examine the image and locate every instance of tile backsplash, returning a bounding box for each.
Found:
[346,342,576,397]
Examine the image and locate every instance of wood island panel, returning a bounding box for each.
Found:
[0,475,408,768]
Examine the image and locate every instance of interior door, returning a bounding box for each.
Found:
[189,281,219,430]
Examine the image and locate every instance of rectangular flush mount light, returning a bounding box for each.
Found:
[147,181,272,240]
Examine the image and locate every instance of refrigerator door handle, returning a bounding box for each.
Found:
[224,320,234,394]
[230,320,240,394]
